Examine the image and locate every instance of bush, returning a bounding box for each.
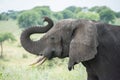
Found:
[22,54,28,58]
[18,10,41,29]
[76,12,100,20]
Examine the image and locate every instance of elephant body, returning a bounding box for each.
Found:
[20,17,120,80]
[83,24,120,80]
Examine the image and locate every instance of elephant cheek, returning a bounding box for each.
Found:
[44,53,52,59]
[42,49,52,59]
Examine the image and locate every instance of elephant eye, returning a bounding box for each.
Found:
[50,36,55,40]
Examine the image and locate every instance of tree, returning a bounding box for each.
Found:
[18,10,41,29]
[0,12,9,21]
[99,8,116,23]
[116,12,120,18]
[62,10,74,19]
[53,12,63,20]
[76,12,100,20]
[0,33,16,57]
[74,7,82,13]
[8,10,19,20]
[89,6,116,23]
[89,6,101,13]
[0,14,2,20]
[65,6,77,12]
[32,6,52,17]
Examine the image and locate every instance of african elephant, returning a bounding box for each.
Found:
[20,17,120,80]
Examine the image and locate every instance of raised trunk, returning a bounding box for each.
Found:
[20,17,53,55]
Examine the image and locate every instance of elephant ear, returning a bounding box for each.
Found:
[68,20,98,70]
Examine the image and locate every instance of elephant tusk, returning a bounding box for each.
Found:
[35,58,47,66]
[29,56,47,66]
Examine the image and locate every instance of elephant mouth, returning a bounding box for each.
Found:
[29,50,58,66]
[30,56,47,66]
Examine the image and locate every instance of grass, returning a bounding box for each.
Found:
[0,62,87,80]
[0,20,19,33]
[0,42,87,80]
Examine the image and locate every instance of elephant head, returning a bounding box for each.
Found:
[20,17,98,70]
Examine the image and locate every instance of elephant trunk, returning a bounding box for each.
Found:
[20,17,53,55]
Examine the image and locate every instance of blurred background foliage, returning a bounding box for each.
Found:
[0,6,120,29]
[0,5,120,80]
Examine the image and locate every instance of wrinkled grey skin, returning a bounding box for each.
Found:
[21,17,120,80]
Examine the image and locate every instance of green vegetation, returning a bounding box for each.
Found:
[0,5,120,80]
[76,12,100,20]
[0,12,9,21]
[18,10,41,29]
[90,6,116,23]
[0,6,119,28]
[0,20,19,33]
[114,18,120,25]
[0,32,16,57]
[0,57,87,80]
[2,6,117,29]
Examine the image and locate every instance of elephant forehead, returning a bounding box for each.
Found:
[47,19,95,35]
[55,19,75,28]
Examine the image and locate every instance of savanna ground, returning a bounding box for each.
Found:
[0,19,120,80]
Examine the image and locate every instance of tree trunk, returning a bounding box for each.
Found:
[0,42,3,57]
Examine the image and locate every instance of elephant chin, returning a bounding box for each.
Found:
[30,56,47,66]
